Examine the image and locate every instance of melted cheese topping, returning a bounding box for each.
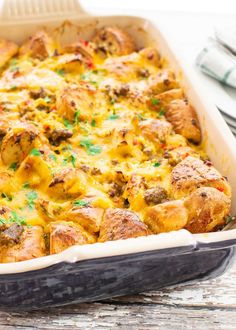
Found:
[0,32,207,235]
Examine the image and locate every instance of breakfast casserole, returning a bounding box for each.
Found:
[0,26,231,263]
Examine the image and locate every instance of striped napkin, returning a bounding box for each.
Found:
[196,38,236,88]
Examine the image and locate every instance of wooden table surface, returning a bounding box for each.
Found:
[0,263,235,329]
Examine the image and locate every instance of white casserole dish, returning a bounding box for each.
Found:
[0,0,235,310]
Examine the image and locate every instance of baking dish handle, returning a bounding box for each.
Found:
[196,228,236,251]
[0,0,88,21]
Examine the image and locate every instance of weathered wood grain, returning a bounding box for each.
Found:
[0,264,235,329]
[109,265,236,308]
[1,303,236,330]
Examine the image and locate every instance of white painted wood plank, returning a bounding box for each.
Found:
[0,264,235,329]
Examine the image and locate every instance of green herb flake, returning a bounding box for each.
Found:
[26,190,38,210]
[70,154,76,168]
[10,85,17,91]
[80,72,92,81]
[153,162,161,168]
[159,108,165,116]
[9,162,18,171]
[1,193,12,201]
[10,66,19,73]
[22,182,30,189]
[44,96,51,103]
[108,114,120,120]
[10,211,26,225]
[80,138,102,155]
[73,199,89,207]
[30,148,41,156]
[1,211,27,226]
[91,119,96,127]
[56,69,65,76]
[136,113,146,121]
[9,58,17,66]
[151,98,160,106]
[63,154,77,168]
[74,110,80,125]
[63,119,73,129]
[79,138,92,149]
[49,153,57,162]
[88,145,102,155]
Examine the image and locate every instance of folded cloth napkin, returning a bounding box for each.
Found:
[196,38,236,88]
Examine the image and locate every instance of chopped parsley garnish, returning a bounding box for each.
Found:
[10,66,19,73]
[70,154,76,168]
[80,138,102,155]
[9,162,18,171]
[90,81,98,86]
[63,119,73,129]
[10,85,17,91]
[80,72,92,80]
[151,98,160,105]
[49,153,57,162]
[88,145,102,155]
[153,162,161,167]
[91,118,96,127]
[136,113,146,121]
[44,96,51,103]
[26,190,38,210]
[30,148,41,156]
[80,71,99,86]
[56,69,65,76]
[63,154,77,168]
[110,98,116,105]
[159,108,165,116]
[0,211,27,226]
[74,110,80,125]
[9,58,17,66]
[10,211,26,225]
[108,114,120,120]
[73,199,89,207]
[22,182,30,189]
[1,193,12,201]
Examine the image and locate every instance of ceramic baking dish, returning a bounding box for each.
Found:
[0,0,236,311]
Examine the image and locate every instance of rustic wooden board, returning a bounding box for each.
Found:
[0,264,235,329]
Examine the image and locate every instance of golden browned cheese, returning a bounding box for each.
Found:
[98,208,150,242]
[1,226,45,262]
[0,27,231,262]
[139,47,161,67]
[143,186,230,234]
[47,168,87,198]
[1,123,39,165]
[92,27,135,56]
[184,187,231,233]
[171,156,231,199]
[19,30,55,60]
[165,99,201,143]
[147,70,179,94]
[139,118,172,146]
[163,146,200,166]
[50,221,96,254]
[56,83,97,122]
[143,200,188,234]
[65,207,104,234]
[147,89,184,111]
